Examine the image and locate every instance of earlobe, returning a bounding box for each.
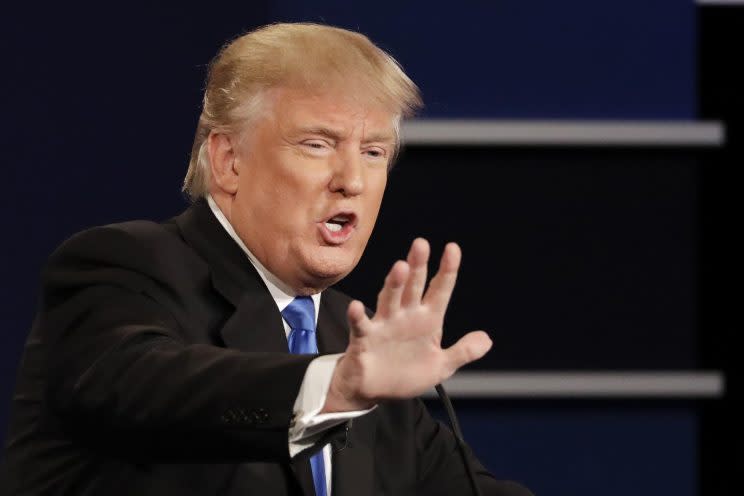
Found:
[207,132,239,195]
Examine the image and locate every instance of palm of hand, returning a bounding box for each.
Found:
[347,304,447,399]
[334,239,492,407]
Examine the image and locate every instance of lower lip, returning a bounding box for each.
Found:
[318,221,355,245]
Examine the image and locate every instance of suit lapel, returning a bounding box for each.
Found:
[175,200,288,353]
[316,289,350,354]
[218,286,289,353]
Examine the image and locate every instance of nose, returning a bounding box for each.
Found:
[328,149,364,197]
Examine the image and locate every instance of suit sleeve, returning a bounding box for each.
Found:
[412,399,533,496]
[40,226,315,463]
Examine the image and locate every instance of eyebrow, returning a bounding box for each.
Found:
[362,132,397,145]
[297,126,345,141]
[296,126,396,145]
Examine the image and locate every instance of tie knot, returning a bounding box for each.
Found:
[281,296,316,332]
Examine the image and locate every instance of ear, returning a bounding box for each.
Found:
[207,132,239,195]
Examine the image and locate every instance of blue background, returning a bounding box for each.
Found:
[268,0,696,119]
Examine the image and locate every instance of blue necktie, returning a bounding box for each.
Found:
[282,296,328,496]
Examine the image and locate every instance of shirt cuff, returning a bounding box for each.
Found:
[288,353,375,458]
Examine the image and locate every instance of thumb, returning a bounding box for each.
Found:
[443,331,492,377]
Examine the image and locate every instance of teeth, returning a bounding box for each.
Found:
[325,222,343,233]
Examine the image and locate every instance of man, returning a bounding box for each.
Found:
[1,23,531,495]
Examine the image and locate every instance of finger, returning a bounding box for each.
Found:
[442,331,492,377]
[375,260,409,318]
[401,238,430,307]
[422,242,461,310]
[347,300,372,337]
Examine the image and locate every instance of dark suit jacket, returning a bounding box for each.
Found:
[1,200,531,496]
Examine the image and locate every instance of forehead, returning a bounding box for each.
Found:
[267,86,398,136]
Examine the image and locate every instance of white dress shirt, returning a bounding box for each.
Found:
[207,195,371,493]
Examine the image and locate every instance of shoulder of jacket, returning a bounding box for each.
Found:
[44,215,206,289]
[51,217,181,257]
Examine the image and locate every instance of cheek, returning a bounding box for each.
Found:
[247,165,312,217]
[366,174,387,213]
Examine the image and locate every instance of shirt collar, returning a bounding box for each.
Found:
[206,194,321,318]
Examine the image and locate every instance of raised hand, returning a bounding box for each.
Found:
[323,238,493,412]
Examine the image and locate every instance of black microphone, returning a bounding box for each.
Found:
[435,383,482,496]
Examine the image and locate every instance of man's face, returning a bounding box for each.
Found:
[229,87,395,293]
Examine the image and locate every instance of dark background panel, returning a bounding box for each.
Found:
[698,7,744,495]
[339,148,699,369]
[267,0,696,118]
[425,400,699,496]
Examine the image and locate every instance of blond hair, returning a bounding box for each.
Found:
[182,22,423,200]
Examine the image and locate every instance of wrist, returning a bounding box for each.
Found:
[321,356,374,413]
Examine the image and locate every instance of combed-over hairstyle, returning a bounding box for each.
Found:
[182,22,423,201]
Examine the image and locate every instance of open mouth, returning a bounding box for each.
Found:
[324,214,353,232]
[319,211,357,244]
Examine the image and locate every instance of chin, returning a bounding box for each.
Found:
[302,249,359,288]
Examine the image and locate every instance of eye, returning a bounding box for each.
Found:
[304,140,326,149]
[363,147,387,160]
[301,140,332,155]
